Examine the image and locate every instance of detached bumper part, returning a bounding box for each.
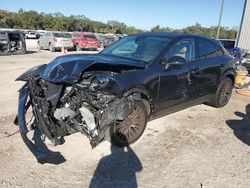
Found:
[17,84,65,164]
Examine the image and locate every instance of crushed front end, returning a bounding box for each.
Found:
[16,66,135,163]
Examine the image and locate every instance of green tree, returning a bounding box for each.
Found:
[0,9,238,39]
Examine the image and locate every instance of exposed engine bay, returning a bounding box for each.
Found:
[15,52,151,163]
[25,71,135,148]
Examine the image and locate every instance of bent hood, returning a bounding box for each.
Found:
[40,53,146,83]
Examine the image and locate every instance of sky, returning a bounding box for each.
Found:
[0,0,246,30]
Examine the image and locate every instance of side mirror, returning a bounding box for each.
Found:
[162,56,185,69]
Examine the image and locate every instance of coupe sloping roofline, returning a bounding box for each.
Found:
[131,32,193,38]
[131,32,214,41]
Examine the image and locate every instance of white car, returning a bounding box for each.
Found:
[25,32,37,39]
[38,32,74,52]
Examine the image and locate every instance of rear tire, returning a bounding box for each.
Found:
[208,77,233,108]
[106,100,148,147]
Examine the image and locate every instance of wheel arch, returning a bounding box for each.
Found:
[218,69,235,86]
[122,86,154,116]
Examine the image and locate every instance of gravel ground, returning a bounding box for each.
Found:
[0,40,250,188]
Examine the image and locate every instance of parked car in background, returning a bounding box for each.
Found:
[104,35,116,47]
[25,31,37,39]
[219,39,242,59]
[16,32,235,162]
[71,32,99,51]
[36,31,45,39]
[0,31,26,54]
[37,32,74,52]
[113,34,120,41]
[95,33,105,48]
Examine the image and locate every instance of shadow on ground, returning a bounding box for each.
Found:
[0,50,37,56]
[226,104,250,145]
[29,127,66,164]
[89,145,142,188]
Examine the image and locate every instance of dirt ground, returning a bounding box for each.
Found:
[0,41,250,188]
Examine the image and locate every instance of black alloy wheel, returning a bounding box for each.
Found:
[109,101,148,147]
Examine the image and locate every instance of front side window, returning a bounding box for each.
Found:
[164,38,195,62]
[101,35,170,62]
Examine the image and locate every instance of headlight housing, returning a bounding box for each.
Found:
[89,74,111,91]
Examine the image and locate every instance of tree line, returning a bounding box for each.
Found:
[0,9,237,38]
[151,24,237,39]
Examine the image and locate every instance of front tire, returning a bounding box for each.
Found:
[107,100,148,147]
[209,77,233,108]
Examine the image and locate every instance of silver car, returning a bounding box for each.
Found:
[38,32,74,52]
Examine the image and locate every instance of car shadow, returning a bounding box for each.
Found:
[89,144,142,188]
[226,103,250,146]
[25,50,37,54]
[30,127,66,164]
[0,50,37,56]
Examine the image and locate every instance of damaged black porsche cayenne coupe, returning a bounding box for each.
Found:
[16,32,235,162]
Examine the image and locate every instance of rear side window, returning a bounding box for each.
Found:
[219,40,235,49]
[197,38,223,58]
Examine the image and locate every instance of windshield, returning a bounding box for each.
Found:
[101,35,170,62]
[84,34,96,39]
[53,33,71,38]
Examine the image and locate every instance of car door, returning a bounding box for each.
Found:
[156,38,196,112]
[188,38,225,98]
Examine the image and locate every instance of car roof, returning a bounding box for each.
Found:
[131,32,210,40]
[218,39,236,42]
[0,30,22,34]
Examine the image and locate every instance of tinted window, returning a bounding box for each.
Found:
[84,34,96,39]
[197,38,223,58]
[164,38,195,62]
[63,33,71,38]
[0,32,7,40]
[219,40,235,49]
[72,33,81,38]
[53,33,71,38]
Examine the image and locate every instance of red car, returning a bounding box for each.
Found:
[71,32,99,51]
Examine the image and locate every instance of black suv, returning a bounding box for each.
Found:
[0,31,26,55]
[16,32,235,163]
